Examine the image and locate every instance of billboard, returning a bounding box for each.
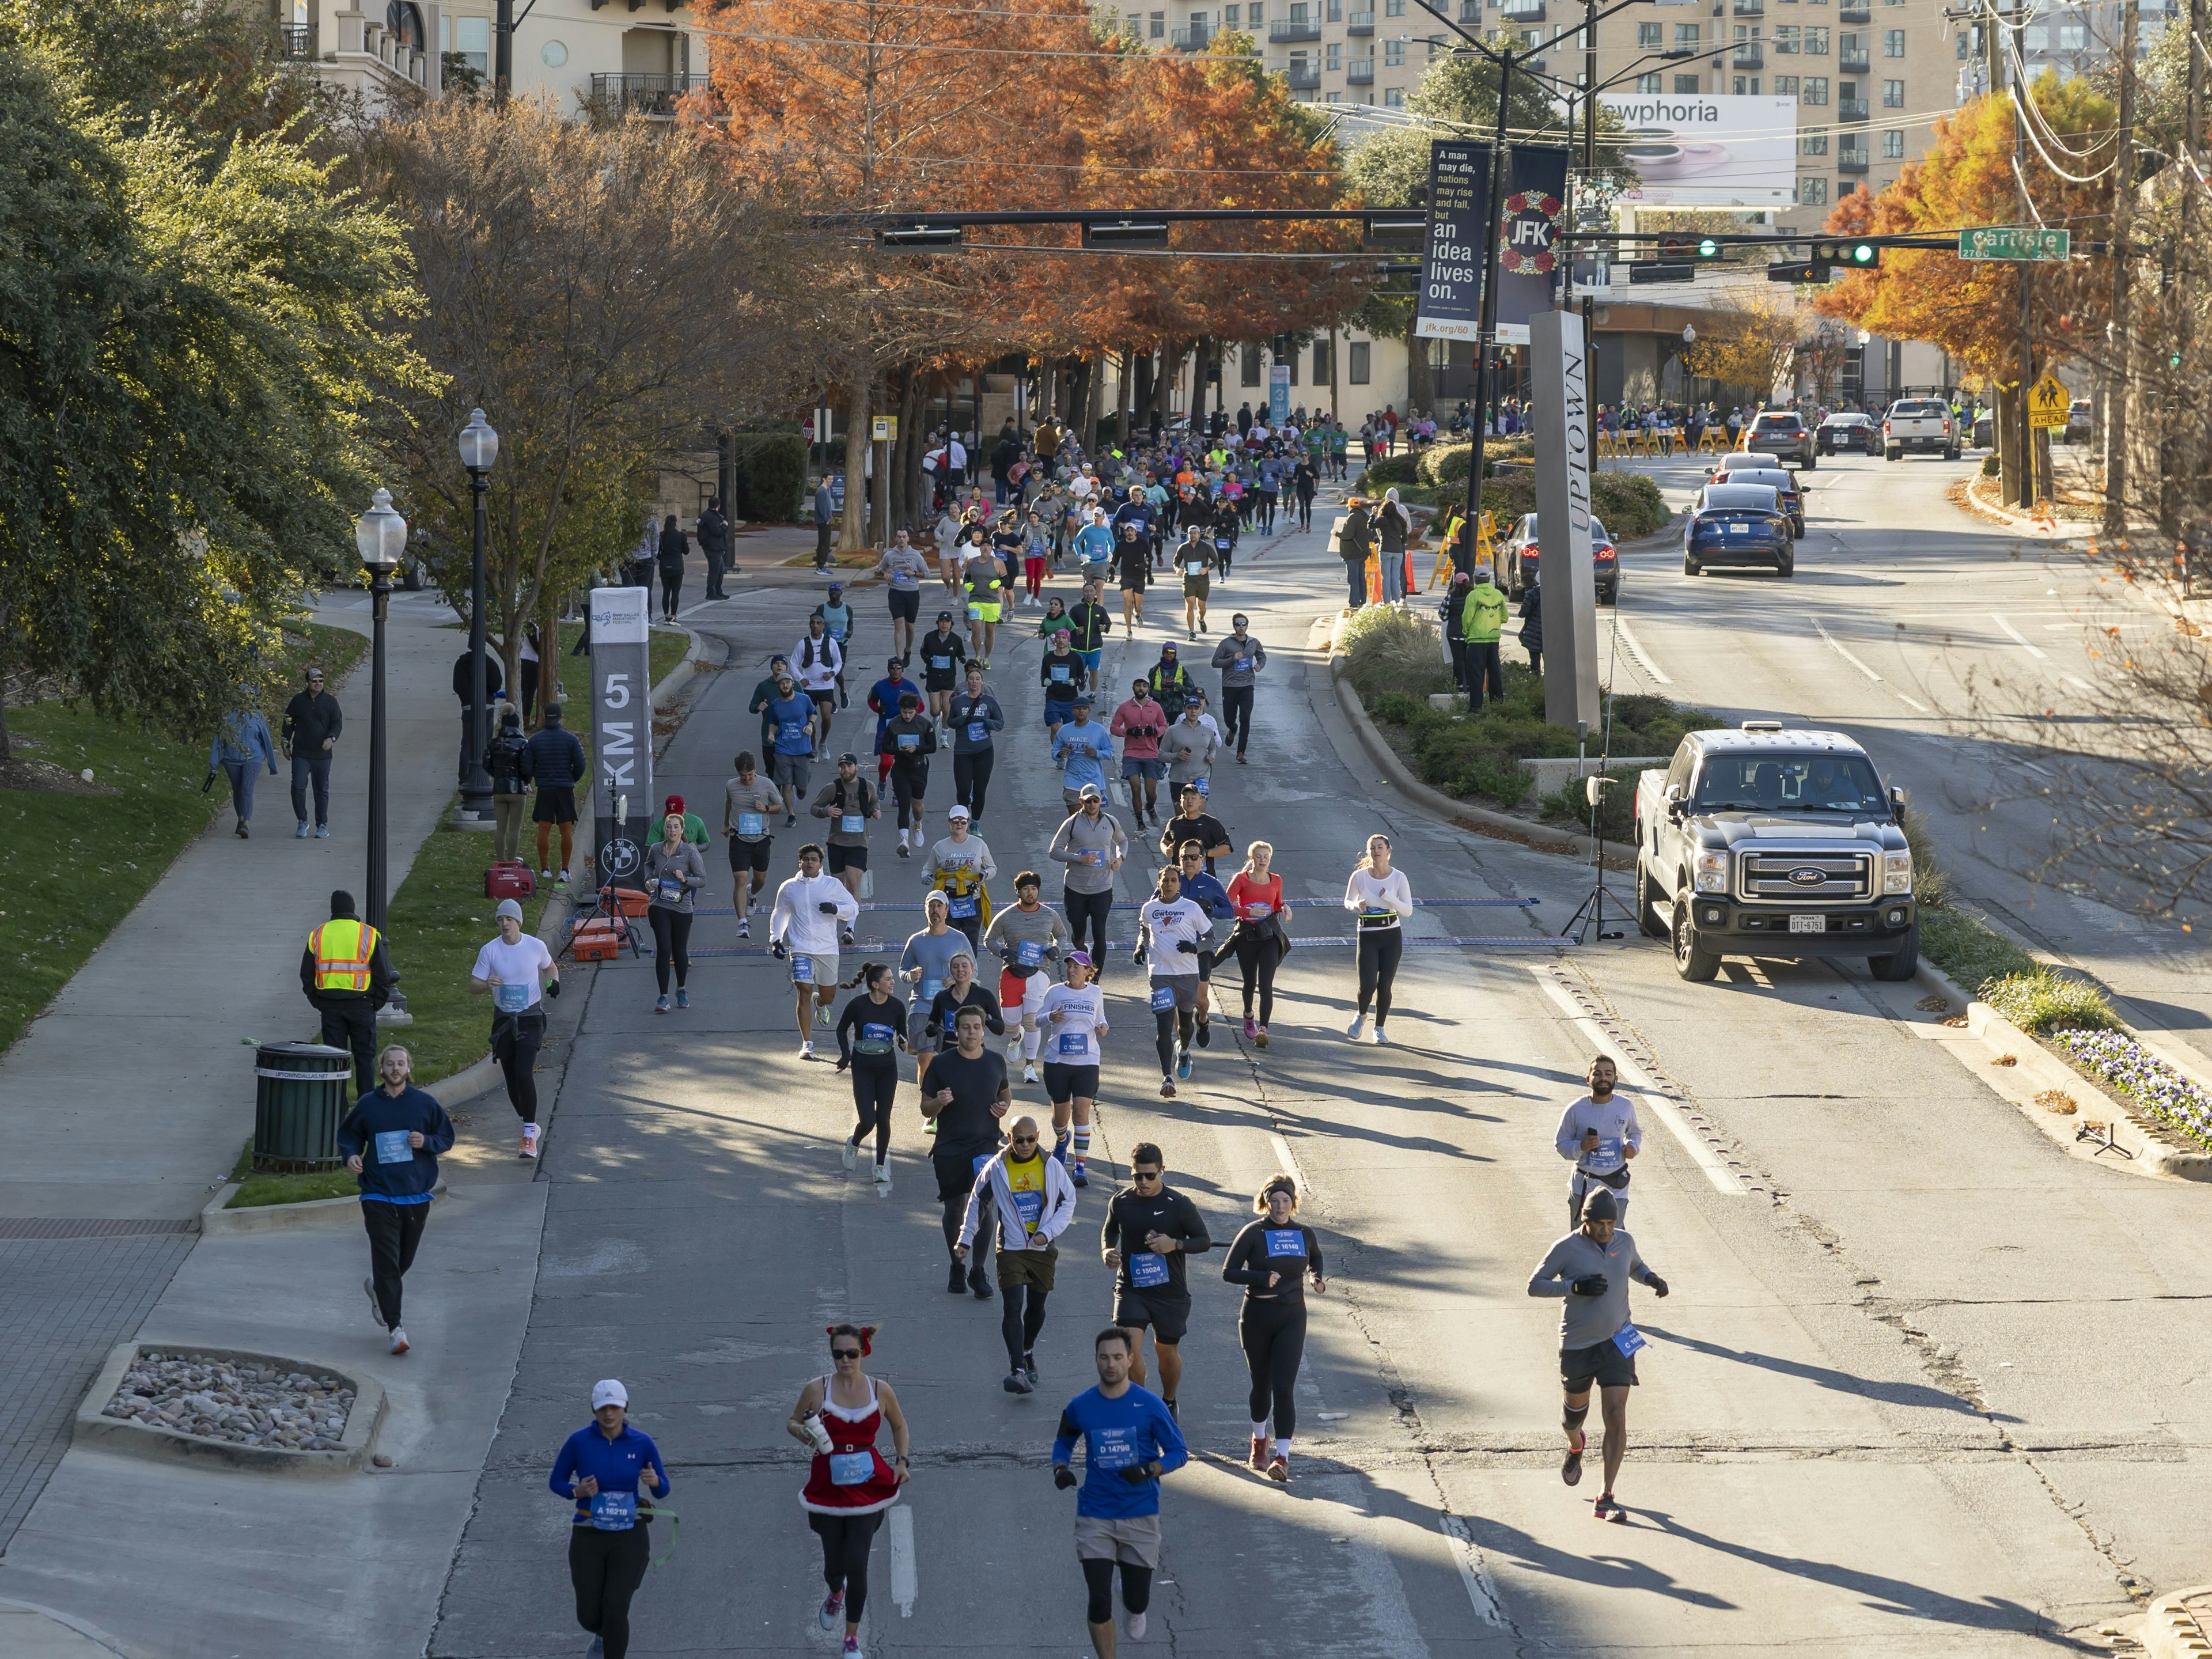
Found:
[1414,140,1490,342]
[1598,93,1797,207]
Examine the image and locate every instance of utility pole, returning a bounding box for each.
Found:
[2174,0,2204,539]
[2102,0,2139,538]
[1984,0,2029,506]
[1581,0,1600,355]
[494,0,512,102]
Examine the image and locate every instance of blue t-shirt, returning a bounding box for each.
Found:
[768,694,816,756]
[1053,722,1109,790]
[549,1422,672,1525]
[1074,524,1117,565]
[1052,1384,1187,1518]
[869,677,921,741]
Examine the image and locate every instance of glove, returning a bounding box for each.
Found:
[1044,947,1060,961]
[1175,939,1198,955]
[1054,1466,1078,1490]
[818,900,840,915]
[545,979,562,999]
[834,1058,849,1073]
[1645,1274,1669,1298]
[1119,1461,1157,1486]
[1132,944,1147,967]
[1569,1275,1609,1298]
[772,940,788,959]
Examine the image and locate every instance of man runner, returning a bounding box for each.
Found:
[723,752,783,938]
[1208,615,1266,763]
[1052,1329,1188,1659]
[983,871,1071,1084]
[959,1115,1079,1393]
[1554,1055,1643,1230]
[926,1005,1012,1299]
[1101,1143,1210,1420]
[769,843,859,1059]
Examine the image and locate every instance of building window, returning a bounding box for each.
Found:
[1349,341,1372,384]
[1955,29,1967,57]
[1313,339,1331,382]
[1675,22,1699,45]
[1224,4,1239,22]
[1635,70,1661,90]
[1637,20,1661,46]
[1326,40,1342,66]
[1386,0,1406,13]
[1883,26,1903,53]
[1800,126,1826,152]
[1733,75,1760,92]
[2059,20,2085,47]
[1881,76,1903,104]
[1150,10,1165,33]
[1242,347,1262,387]
[1673,73,1700,90]
[2021,22,2047,50]
[1804,25,1828,50]
[1802,74,1827,102]
[1800,176,1828,204]
[1385,37,1404,63]
[1775,74,1798,92]
[1774,24,1798,50]
[1249,1,1264,19]
[1881,128,1903,156]
[1385,84,1405,104]
[452,14,489,73]
[1327,0,1341,19]
[1324,89,1342,100]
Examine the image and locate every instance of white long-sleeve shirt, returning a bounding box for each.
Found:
[769,871,858,956]
[1553,1092,1645,1177]
[1343,867,1414,929]
[792,634,843,694]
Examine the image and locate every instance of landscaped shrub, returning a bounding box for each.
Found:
[2055,1029,2212,1148]
[1341,605,1455,699]
[1359,453,1421,486]
[1538,765,1642,841]
[1592,473,1669,538]
[732,430,808,521]
[1980,965,2117,1033]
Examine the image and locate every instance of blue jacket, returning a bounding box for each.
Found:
[525,724,587,790]
[1053,1384,1187,1519]
[336,1085,454,1203]
[211,710,278,773]
[1181,870,1235,922]
[550,1421,671,1525]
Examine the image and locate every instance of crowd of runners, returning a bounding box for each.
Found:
[334,413,1676,1659]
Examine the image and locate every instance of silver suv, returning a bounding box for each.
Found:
[1744,410,1816,470]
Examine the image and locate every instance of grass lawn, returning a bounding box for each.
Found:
[0,622,368,1059]
[224,1135,361,1208]
[553,622,691,701]
[1920,904,2039,995]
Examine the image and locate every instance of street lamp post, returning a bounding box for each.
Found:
[458,408,500,824]
[353,487,411,1026]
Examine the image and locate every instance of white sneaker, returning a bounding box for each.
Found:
[801,1040,816,1060]
[1023,1061,1041,1084]
[1346,1014,1366,1041]
[842,1140,857,1171]
[389,1327,410,1355]
[1374,1024,1390,1045]
[873,1161,891,1191]
[519,1123,540,1159]
[738,916,751,938]
[1127,1611,1147,1641]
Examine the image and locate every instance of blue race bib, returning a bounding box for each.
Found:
[949,895,978,919]
[1129,1251,1171,1288]
[589,1491,636,1532]
[921,977,944,1001]
[966,722,988,744]
[1015,940,1043,968]
[495,980,531,1013]
[942,1006,960,1034]
[828,1450,875,1486]
[971,1153,993,1175]
[839,813,864,835]
[373,1130,412,1166]
[1585,1135,1624,1175]
[1013,1190,1044,1228]
[791,957,815,984]
[1057,1030,1088,1057]
[1186,560,1208,574]
[654,874,685,907]
[1234,656,1252,674]
[1050,664,1071,682]
[779,720,804,745]
[1264,1228,1305,1258]
[896,734,918,751]
[930,655,952,671]
[737,812,766,837]
[1149,984,1175,1011]
[1612,1324,1647,1358]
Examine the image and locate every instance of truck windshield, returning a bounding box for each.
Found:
[1694,752,1888,812]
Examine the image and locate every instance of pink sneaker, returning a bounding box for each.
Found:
[1242,1017,1257,1041]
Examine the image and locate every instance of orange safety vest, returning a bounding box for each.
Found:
[309,918,379,992]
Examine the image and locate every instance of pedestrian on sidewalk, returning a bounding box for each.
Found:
[551,1378,670,1659]
[338,1044,453,1357]
[209,696,279,839]
[629,510,659,595]
[469,896,560,1160]
[281,665,342,840]
[1519,573,1544,680]
[657,514,688,623]
[1461,570,1509,711]
[697,497,731,600]
[813,476,837,571]
[1337,498,1374,612]
[527,702,588,890]
[484,705,533,866]
[301,889,399,1095]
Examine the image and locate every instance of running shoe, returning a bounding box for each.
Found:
[1243,1017,1257,1041]
[873,1161,891,1192]
[785,813,797,827]
[389,1327,410,1355]
[1160,1077,1176,1098]
[816,1002,833,1027]
[1266,1452,1290,1483]
[819,1590,845,1631]
[296,822,310,839]
[1255,1025,1270,1048]
[737,916,751,938]
[1176,1050,1192,1081]
[1071,1162,1088,1188]
[841,927,855,949]
[842,1637,862,1658]
[520,1124,540,1159]
[1187,628,1196,642]
[968,1264,993,1300]
[1562,1429,1585,1487]
[655,994,670,1014]
[1236,753,1248,765]
[586,1639,604,1659]
[1024,1358,1039,1391]
[1002,1369,1030,1394]
[1373,1024,1389,1045]
[947,1261,967,1294]
[1248,1435,1270,1471]
[800,1040,816,1060]
[316,825,331,838]
[1195,1018,1211,1049]
[364,1276,383,1330]
[1593,1493,1626,1523]
[896,840,910,858]
[1022,1060,1041,1084]
[676,988,689,1010]
[842,1140,857,1171]
[1345,1013,1366,1041]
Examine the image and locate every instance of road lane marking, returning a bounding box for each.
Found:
[1809,617,1883,682]
[1894,692,1931,713]
[1611,618,1672,685]
[1992,615,2047,658]
[2062,674,2094,693]
[1267,1132,1305,1191]
[1530,970,1749,1195]
[889,1506,917,1616]
[1436,1514,1510,1628]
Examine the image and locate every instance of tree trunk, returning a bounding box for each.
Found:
[1116,343,1135,449]
[1067,359,1090,444]
[1407,334,1434,422]
[1329,324,1341,421]
[1997,380,2022,507]
[900,371,926,532]
[841,373,869,552]
[871,370,891,553]
[1041,360,1059,429]
[538,582,560,733]
[1085,354,1107,452]
[1134,350,1155,422]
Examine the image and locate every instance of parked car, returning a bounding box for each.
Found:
[1744,410,1817,469]
[1817,412,1876,454]
[1723,466,1805,538]
[1501,513,1621,605]
[1682,483,1793,577]
[2066,398,2094,444]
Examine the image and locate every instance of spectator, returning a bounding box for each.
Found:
[281,665,342,840]
[210,694,279,839]
[452,645,505,797]
[813,476,836,572]
[696,497,731,600]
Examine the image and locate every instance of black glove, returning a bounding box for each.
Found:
[1054,1465,1078,1490]
[771,940,787,959]
[818,901,840,915]
[1119,1461,1157,1486]
[1175,939,1198,954]
[834,1057,850,1073]
[1044,947,1060,961]
[1132,944,1147,967]
[545,979,562,999]
[1570,1275,1609,1298]
[1645,1274,1669,1298]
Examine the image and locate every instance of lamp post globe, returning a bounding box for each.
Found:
[459,408,499,825]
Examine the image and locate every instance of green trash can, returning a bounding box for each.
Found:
[253,1042,354,1173]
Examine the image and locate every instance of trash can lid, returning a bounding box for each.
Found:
[256,1041,354,1065]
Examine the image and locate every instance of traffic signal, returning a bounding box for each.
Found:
[1654,235,1728,260]
[1809,238,1880,268]
[1767,260,1827,283]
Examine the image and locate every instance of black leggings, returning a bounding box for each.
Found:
[1221,685,1255,755]
[1232,931,1282,1026]
[849,1059,896,1160]
[890,760,930,830]
[1356,927,1403,1023]
[942,1187,991,1261]
[569,1522,652,1659]
[649,907,692,994]
[1000,1278,1049,1368]
[954,747,995,817]
[1239,1297,1308,1442]
[659,570,683,620]
[1064,889,1112,959]
[1296,492,1315,530]
[492,1012,545,1121]
[1083,1559,1154,1626]
[808,1510,884,1623]
[1153,1003,1194,1075]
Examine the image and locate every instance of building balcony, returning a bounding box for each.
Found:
[1287,61,1321,86]
[315,8,438,101]
[1838,48,1870,70]
[1459,0,1480,17]
[276,22,315,57]
[1838,95,1870,119]
[1732,0,1763,14]
[588,72,710,117]
[1346,55,1376,80]
[1732,44,1762,67]
[1172,22,1211,47]
[1838,2,1870,18]
[1271,20,1323,40]
[1498,0,1544,17]
[1346,9,1374,32]
[1837,149,1870,172]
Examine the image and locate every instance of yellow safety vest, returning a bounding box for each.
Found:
[310,918,379,992]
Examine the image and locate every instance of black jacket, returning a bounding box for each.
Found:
[282,690,343,753]
[1519,586,1543,651]
[452,649,504,706]
[485,728,532,795]
[1339,506,1374,562]
[694,508,729,556]
[658,525,689,570]
[1441,588,1470,645]
[525,723,588,789]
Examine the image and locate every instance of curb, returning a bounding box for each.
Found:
[200,1179,452,1236]
[650,623,713,712]
[0,1597,157,1659]
[72,1342,386,1476]
[2141,1588,2212,1658]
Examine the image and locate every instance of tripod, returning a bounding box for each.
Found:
[1561,738,1628,944]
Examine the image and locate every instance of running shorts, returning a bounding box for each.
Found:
[1121,757,1165,781]
[888,589,921,623]
[998,968,1049,1020]
[997,1243,1057,1293]
[1560,1338,1639,1392]
[1183,574,1210,600]
[828,843,868,874]
[1148,974,1199,1013]
[1041,1062,1099,1103]
[933,1148,984,1203]
[532,785,577,825]
[728,834,772,873]
[791,950,837,988]
[1074,1513,1161,1569]
[967,602,1002,624]
[1111,1289,1191,1344]
[1076,650,1101,675]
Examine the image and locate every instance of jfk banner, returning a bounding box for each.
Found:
[1415,142,1570,345]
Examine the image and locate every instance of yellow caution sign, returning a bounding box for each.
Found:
[2028,374,2070,430]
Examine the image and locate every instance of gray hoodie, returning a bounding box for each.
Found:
[1526,1226,1658,1350]
[1048,808,1127,896]
[1210,632,1266,689]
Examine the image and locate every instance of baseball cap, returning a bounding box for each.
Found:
[1078,782,1104,800]
[1073,694,1093,707]
[948,804,971,819]
[838,751,859,765]
[495,898,524,922]
[592,1379,628,1410]
[1066,949,1094,968]
[305,665,325,680]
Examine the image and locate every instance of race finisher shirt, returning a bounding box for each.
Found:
[1037,982,1107,1067]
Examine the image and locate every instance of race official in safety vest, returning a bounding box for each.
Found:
[301,889,400,1094]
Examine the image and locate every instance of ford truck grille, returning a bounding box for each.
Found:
[1737,850,1874,902]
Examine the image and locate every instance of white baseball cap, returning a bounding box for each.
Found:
[495,898,524,922]
[947,804,971,820]
[592,1379,628,1410]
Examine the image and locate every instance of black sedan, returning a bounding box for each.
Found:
[1817,412,1876,454]
[1501,513,1620,605]
[1683,484,1793,578]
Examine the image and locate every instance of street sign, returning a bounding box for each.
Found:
[813,407,832,445]
[1959,227,2071,262]
[2028,373,2070,430]
[1269,363,1291,425]
[871,415,898,441]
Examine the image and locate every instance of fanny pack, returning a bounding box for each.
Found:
[1578,1164,1631,1191]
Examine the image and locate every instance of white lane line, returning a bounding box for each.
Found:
[2062,674,2095,693]
[1894,692,1932,713]
[1267,1132,1305,1191]
[1436,1514,1510,1628]
[1992,614,2048,659]
[1809,617,1883,682]
[1611,618,1672,685]
[1531,971,1748,1195]
[888,1505,918,1616]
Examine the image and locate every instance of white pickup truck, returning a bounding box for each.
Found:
[1633,722,1918,982]
[1881,397,1961,462]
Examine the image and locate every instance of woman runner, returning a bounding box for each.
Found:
[789,1325,912,1658]
[1343,833,1412,1044]
[834,963,907,1190]
[1221,1175,1325,1483]
[1225,840,1290,1046]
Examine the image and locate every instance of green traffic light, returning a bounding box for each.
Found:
[1853,243,1876,264]
[1697,237,1718,258]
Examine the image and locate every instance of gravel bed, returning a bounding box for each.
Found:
[100,1350,355,1450]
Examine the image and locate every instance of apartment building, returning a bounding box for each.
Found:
[1140,0,1475,111]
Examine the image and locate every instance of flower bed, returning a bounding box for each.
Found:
[2052,1028,2212,1150]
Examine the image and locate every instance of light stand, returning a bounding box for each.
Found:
[458,408,500,823]
[1562,719,1628,942]
[354,488,412,1025]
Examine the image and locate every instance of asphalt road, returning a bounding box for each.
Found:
[425,488,2201,1658]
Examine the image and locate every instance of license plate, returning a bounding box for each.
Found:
[1788,914,1827,934]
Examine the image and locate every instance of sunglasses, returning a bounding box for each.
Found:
[1131,1169,1162,1182]
[832,1348,863,1360]
[1010,1135,1039,1146]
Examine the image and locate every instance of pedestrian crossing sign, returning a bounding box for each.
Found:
[2028,374,2070,430]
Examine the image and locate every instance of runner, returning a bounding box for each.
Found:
[642,808,706,1014]
[1526,1187,1669,1522]
[983,871,1071,1084]
[922,947,1005,1099]
[1067,579,1113,696]
[834,963,907,1190]
[1037,949,1108,1182]
[1113,520,1152,632]
[770,843,859,1059]
[550,1378,669,1659]
[1224,840,1290,1045]
[865,656,922,789]
[813,584,858,709]
[1051,696,1111,812]
[748,654,793,783]
[959,1114,1080,1393]
[963,532,1008,668]
[1040,628,1082,738]
[1209,615,1266,764]
[1101,1142,1211,1418]
[1222,1174,1325,1483]
[723,753,783,938]
[1074,507,1118,593]
[1052,1328,1188,1659]
[338,1044,453,1355]
[1156,782,1232,876]
[874,530,930,660]
[1343,832,1413,1044]
[789,1327,911,1658]
[923,1004,1012,1298]
[809,751,881,930]
[877,691,937,855]
[899,893,967,1090]
[1049,783,1124,968]
[1135,866,1213,1097]
[1554,1055,1643,1230]
[1292,453,1319,532]
[1170,841,1234,1046]
[991,510,1029,612]
[1207,491,1240,586]
[917,612,967,726]
[1157,699,1216,801]
[764,672,817,827]
[469,897,560,1157]
[925,804,995,948]
[1109,678,1167,830]
[944,664,1005,825]
[794,614,844,747]
[1144,642,1195,718]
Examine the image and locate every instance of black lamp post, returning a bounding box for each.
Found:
[353,487,410,1027]
[458,407,500,823]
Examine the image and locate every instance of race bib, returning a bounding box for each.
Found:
[1214,537,1232,551]
[1128,1251,1170,1289]
[373,1130,412,1166]
[971,1152,993,1176]
[1611,1324,1647,1358]
[1081,850,1103,866]
[949,895,978,919]
[1192,778,1209,797]
[1013,1190,1044,1230]
[1185,560,1207,575]
[827,1450,875,1486]
[778,720,805,745]
[1089,1426,1139,1472]
[1015,940,1044,968]
[896,734,919,751]
[654,874,685,907]
[857,1021,896,1054]
[1244,902,1272,919]
[1058,1030,1088,1057]
[1234,656,1252,674]
[1050,664,1071,683]
[589,1491,636,1531]
[737,812,766,837]
[966,722,988,744]
[921,977,945,1001]
[1584,1136,1624,1176]
[839,813,864,835]
[1149,984,1175,1011]
[494,980,531,1013]
[791,957,815,984]
[930,655,952,671]
[1264,1228,1305,1259]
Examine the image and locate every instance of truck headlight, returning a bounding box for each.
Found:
[1883,850,1913,895]
[1694,850,1729,894]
